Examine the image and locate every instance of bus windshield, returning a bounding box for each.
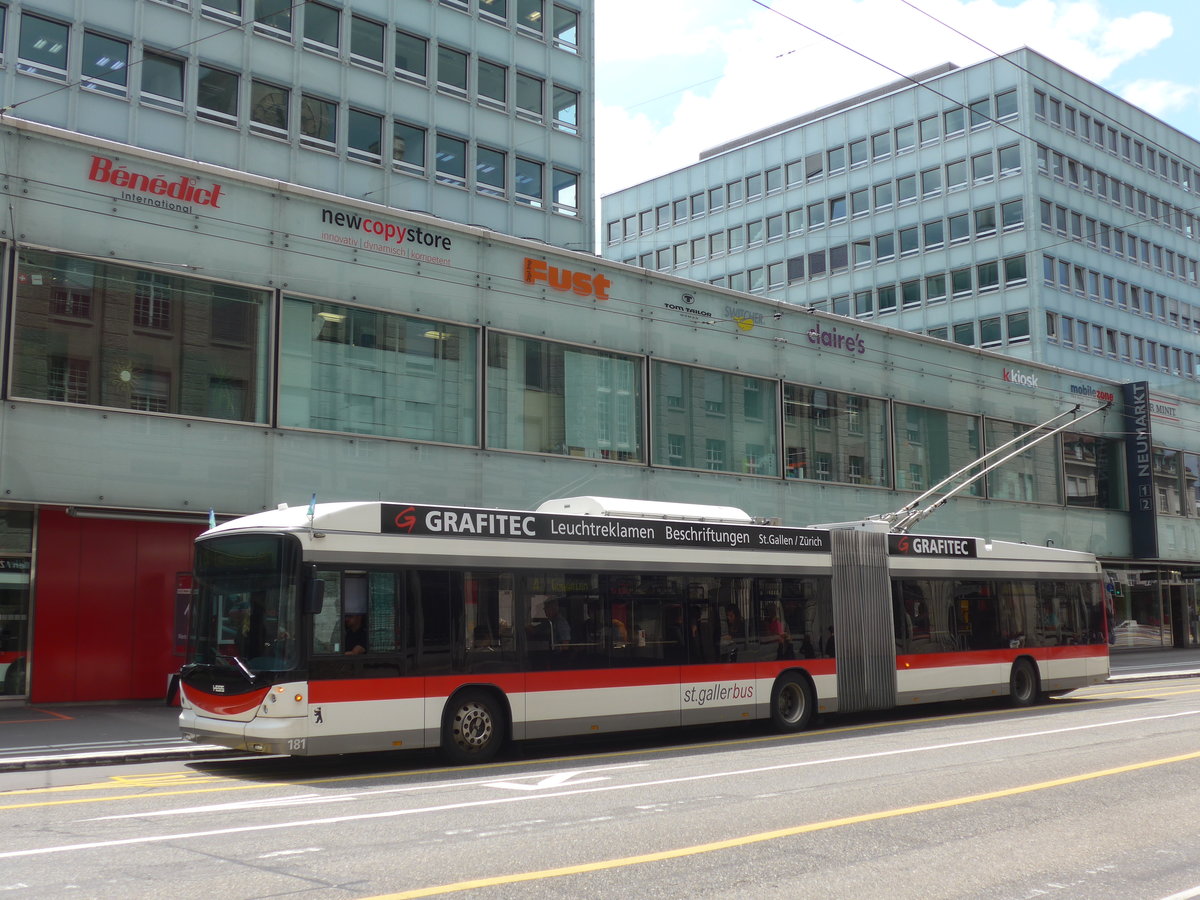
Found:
[189,534,300,676]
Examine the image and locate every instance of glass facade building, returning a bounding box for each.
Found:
[1,121,1198,701]
[0,0,593,250]
[600,50,1200,391]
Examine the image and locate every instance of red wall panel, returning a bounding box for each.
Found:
[31,509,203,703]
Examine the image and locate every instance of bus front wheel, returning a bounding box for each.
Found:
[1009,658,1040,707]
[770,673,814,733]
[442,689,506,764]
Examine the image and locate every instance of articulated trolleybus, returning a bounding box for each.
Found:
[179,495,1108,762]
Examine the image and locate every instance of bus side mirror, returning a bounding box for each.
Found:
[307,579,326,615]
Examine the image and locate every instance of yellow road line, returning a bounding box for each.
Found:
[365,748,1200,899]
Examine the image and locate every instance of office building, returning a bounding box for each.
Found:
[1,0,593,248]
[601,49,1200,389]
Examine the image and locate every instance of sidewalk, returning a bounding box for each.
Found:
[0,702,235,773]
[2,648,1199,773]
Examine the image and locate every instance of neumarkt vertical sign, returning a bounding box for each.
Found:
[1122,381,1157,558]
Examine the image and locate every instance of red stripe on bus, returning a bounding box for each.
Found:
[897,645,1107,669]
[306,662,842,704]
[182,684,271,715]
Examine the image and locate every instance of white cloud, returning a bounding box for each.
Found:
[1120,78,1199,118]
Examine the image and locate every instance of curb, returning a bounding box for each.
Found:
[1107,668,1200,684]
[0,744,244,773]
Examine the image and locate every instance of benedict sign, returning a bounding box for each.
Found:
[87,155,224,212]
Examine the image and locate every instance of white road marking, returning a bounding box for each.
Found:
[257,847,323,859]
[4,708,1196,861]
[482,770,612,791]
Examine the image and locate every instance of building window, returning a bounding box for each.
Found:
[81,32,129,97]
[478,0,507,22]
[250,80,289,137]
[1004,255,1027,286]
[653,362,776,475]
[975,206,997,237]
[141,51,185,110]
[14,250,269,421]
[253,0,292,36]
[972,152,994,182]
[516,72,544,119]
[435,134,467,187]
[552,85,578,134]
[1063,432,1125,509]
[1006,311,1030,343]
[283,298,477,444]
[395,32,428,82]
[552,169,578,215]
[437,46,468,96]
[782,386,887,484]
[487,335,639,460]
[476,146,506,197]
[894,405,981,494]
[945,106,965,136]
[18,13,68,80]
[196,65,239,125]
[951,267,972,297]
[923,219,944,249]
[478,59,507,107]
[299,94,337,150]
[47,357,90,405]
[347,109,383,163]
[986,420,1061,504]
[552,5,578,52]
[919,115,939,144]
[393,121,426,173]
[303,2,340,55]
[516,157,543,206]
[517,0,544,36]
[1001,199,1024,230]
[350,15,385,69]
[999,144,1021,176]
[926,274,947,303]
[979,316,1002,347]
[202,0,242,24]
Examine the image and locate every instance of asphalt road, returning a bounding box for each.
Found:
[3,679,1200,899]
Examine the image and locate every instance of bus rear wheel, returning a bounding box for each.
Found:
[770,673,814,733]
[1009,658,1040,707]
[442,689,506,764]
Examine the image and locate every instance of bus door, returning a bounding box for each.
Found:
[830,529,897,713]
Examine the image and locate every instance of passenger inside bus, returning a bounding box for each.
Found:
[343,613,368,655]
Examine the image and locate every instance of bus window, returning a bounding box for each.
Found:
[464,572,518,673]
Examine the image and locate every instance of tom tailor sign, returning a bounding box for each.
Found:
[380,503,829,552]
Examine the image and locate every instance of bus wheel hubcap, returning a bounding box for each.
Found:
[780,685,803,722]
[455,703,492,748]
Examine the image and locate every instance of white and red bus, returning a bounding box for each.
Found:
[178,497,1109,762]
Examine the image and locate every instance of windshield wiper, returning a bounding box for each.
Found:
[216,653,257,683]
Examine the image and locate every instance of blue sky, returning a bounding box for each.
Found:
[594,0,1200,198]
